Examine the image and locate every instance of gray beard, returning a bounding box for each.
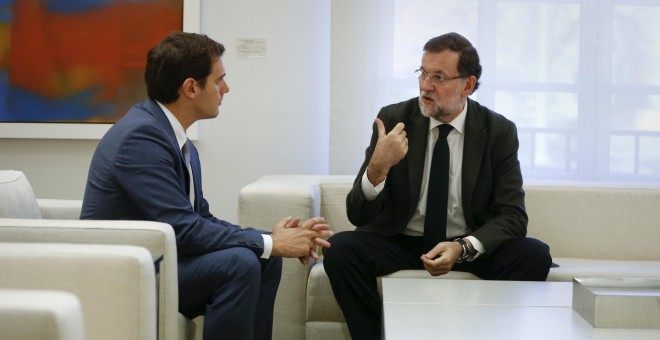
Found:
[418,97,451,120]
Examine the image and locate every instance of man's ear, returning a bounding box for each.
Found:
[461,75,477,97]
[181,78,197,99]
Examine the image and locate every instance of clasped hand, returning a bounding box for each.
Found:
[271,216,333,265]
[420,241,463,276]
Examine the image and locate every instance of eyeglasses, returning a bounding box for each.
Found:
[415,69,465,86]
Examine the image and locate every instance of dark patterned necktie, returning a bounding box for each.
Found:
[423,124,453,253]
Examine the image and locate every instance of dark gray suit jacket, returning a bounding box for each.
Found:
[346,97,527,256]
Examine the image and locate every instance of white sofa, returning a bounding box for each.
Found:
[0,289,85,340]
[0,170,201,340]
[238,175,660,340]
[0,242,156,340]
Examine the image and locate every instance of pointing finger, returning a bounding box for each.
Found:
[390,122,406,135]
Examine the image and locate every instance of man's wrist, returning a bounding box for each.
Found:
[366,166,387,187]
[361,170,384,199]
[464,236,484,258]
[454,238,470,263]
[261,234,273,259]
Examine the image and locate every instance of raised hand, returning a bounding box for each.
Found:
[366,118,408,185]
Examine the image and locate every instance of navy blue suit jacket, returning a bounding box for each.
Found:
[346,97,527,256]
[81,99,265,258]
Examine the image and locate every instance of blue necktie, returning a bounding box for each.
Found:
[423,124,453,253]
[182,140,195,206]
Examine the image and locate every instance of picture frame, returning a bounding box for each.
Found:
[0,0,201,140]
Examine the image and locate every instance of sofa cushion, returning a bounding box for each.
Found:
[525,185,660,260]
[320,182,355,233]
[307,260,345,322]
[0,170,41,219]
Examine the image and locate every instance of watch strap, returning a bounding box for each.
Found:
[454,238,470,263]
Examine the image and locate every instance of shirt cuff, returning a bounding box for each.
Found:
[360,169,385,200]
[464,236,484,261]
[261,234,273,259]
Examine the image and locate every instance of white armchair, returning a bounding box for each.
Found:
[0,218,190,339]
[0,170,200,340]
[0,242,156,340]
[0,289,85,340]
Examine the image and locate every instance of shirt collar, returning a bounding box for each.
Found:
[156,101,188,150]
[428,99,468,135]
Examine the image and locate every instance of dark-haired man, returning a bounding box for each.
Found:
[81,31,333,340]
[323,32,552,339]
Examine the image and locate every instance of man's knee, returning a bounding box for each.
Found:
[323,231,358,268]
[227,248,264,282]
[522,238,552,267]
[513,238,553,281]
[325,231,356,250]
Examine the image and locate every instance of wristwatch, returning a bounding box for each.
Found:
[454,238,470,263]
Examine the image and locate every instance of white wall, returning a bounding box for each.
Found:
[0,0,330,224]
[329,0,382,175]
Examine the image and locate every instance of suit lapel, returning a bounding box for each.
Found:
[143,99,193,207]
[407,104,430,212]
[462,99,487,226]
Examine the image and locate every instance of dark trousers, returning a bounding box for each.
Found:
[323,231,552,340]
[178,247,282,340]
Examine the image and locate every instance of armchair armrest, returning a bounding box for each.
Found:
[37,199,82,220]
[238,175,324,228]
[0,289,85,340]
[0,242,156,340]
[239,175,324,340]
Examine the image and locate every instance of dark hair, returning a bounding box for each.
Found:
[423,32,482,92]
[145,32,225,103]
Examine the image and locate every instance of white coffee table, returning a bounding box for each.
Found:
[382,278,660,340]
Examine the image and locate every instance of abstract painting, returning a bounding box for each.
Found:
[0,0,183,123]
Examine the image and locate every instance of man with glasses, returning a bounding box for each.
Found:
[323,32,552,339]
